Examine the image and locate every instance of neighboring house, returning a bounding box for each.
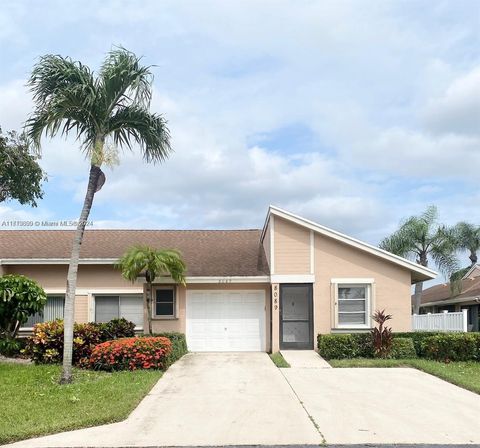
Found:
[420,265,480,332]
[0,206,435,352]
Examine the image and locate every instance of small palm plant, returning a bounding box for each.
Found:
[371,309,393,358]
[116,246,186,335]
[26,48,172,383]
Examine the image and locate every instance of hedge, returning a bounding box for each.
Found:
[389,337,417,359]
[318,331,480,361]
[423,333,480,362]
[143,332,188,367]
[87,337,172,371]
[317,333,373,360]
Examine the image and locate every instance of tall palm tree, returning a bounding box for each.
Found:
[379,206,458,313]
[116,246,186,334]
[453,222,480,267]
[26,48,172,383]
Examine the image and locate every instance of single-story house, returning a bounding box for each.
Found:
[420,264,480,332]
[0,206,436,352]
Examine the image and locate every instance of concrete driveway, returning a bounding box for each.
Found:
[6,352,480,447]
[5,353,322,447]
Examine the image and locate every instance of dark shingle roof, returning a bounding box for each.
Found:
[420,277,480,304]
[0,229,269,277]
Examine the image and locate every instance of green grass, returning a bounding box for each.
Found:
[330,358,480,395]
[270,352,290,368]
[0,363,162,444]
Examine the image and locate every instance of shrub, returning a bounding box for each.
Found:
[389,337,416,359]
[25,318,136,364]
[99,318,135,340]
[393,332,442,357]
[144,332,188,367]
[423,333,478,362]
[0,275,46,339]
[87,337,172,371]
[0,337,26,357]
[318,333,373,359]
[371,309,393,358]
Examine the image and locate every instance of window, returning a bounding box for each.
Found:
[336,284,370,327]
[154,287,175,317]
[94,295,143,327]
[24,295,65,327]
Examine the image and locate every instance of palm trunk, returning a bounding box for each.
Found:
[413,281,423,314]
[60,165,102,384]
[470,251,477,266]
[413,253,428,315]
[146,281,153,335]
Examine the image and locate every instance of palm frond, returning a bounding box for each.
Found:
[99,47,153,113]
[107,106,171,163]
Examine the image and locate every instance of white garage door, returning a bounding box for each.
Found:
[186,290,266,352]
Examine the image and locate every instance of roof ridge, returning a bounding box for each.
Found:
[0,228,262,232]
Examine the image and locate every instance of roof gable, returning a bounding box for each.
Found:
[262,205,436,283]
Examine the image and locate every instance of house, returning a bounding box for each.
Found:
[0,206,436,352]
[420,265,480,332]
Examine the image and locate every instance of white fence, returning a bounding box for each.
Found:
[412,310,468,332]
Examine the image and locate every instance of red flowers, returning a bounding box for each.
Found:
[88,337,172,371]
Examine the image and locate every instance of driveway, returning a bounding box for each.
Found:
[5,352,480,447]
[5,353,322,447]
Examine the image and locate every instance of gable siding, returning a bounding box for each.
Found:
[262,220,271,271]
[314,233,412,334]
[273,217,311,275]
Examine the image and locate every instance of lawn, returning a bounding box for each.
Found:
[330,358,480,395]
[269,352,290,368]
[0,363,162,444]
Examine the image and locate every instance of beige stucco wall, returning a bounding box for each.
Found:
[273,216,310,274]
[6,264,139,289]
[74,295,89,323]
[314,233,412,334]
[262,220,271,271]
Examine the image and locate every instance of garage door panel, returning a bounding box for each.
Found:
[186,290,266,352]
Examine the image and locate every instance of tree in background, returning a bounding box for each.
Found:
[0,128,44,206]
[0,274,47,340]
[453,222,480,267]
[26,48,172,383]
[379,205,458,313]
[116,246,186,335]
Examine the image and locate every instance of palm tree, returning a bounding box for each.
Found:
[116,246,186,334]
[26,48,172,383]
[379,206,458,313]
[453,222,480,267]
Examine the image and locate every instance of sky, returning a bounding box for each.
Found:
[0,0,479,281]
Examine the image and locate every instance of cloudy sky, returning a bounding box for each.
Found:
[0,0,479,272]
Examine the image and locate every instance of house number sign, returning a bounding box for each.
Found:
[273,285,279,311]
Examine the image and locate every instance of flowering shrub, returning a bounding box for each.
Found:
[87,337,172,371]
[24,318,136,364]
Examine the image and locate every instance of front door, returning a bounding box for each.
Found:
[280,284,313,350]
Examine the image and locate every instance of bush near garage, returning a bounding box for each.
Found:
[87,336,172,371]
[143,332,188,367]
[423,333,480,362]
[389,337,417,359]
[25,318,136,364]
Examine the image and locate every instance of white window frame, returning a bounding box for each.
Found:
[153,286,176,319]
[332,278,373,329]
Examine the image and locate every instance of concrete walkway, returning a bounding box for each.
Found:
[281,350,331,368]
